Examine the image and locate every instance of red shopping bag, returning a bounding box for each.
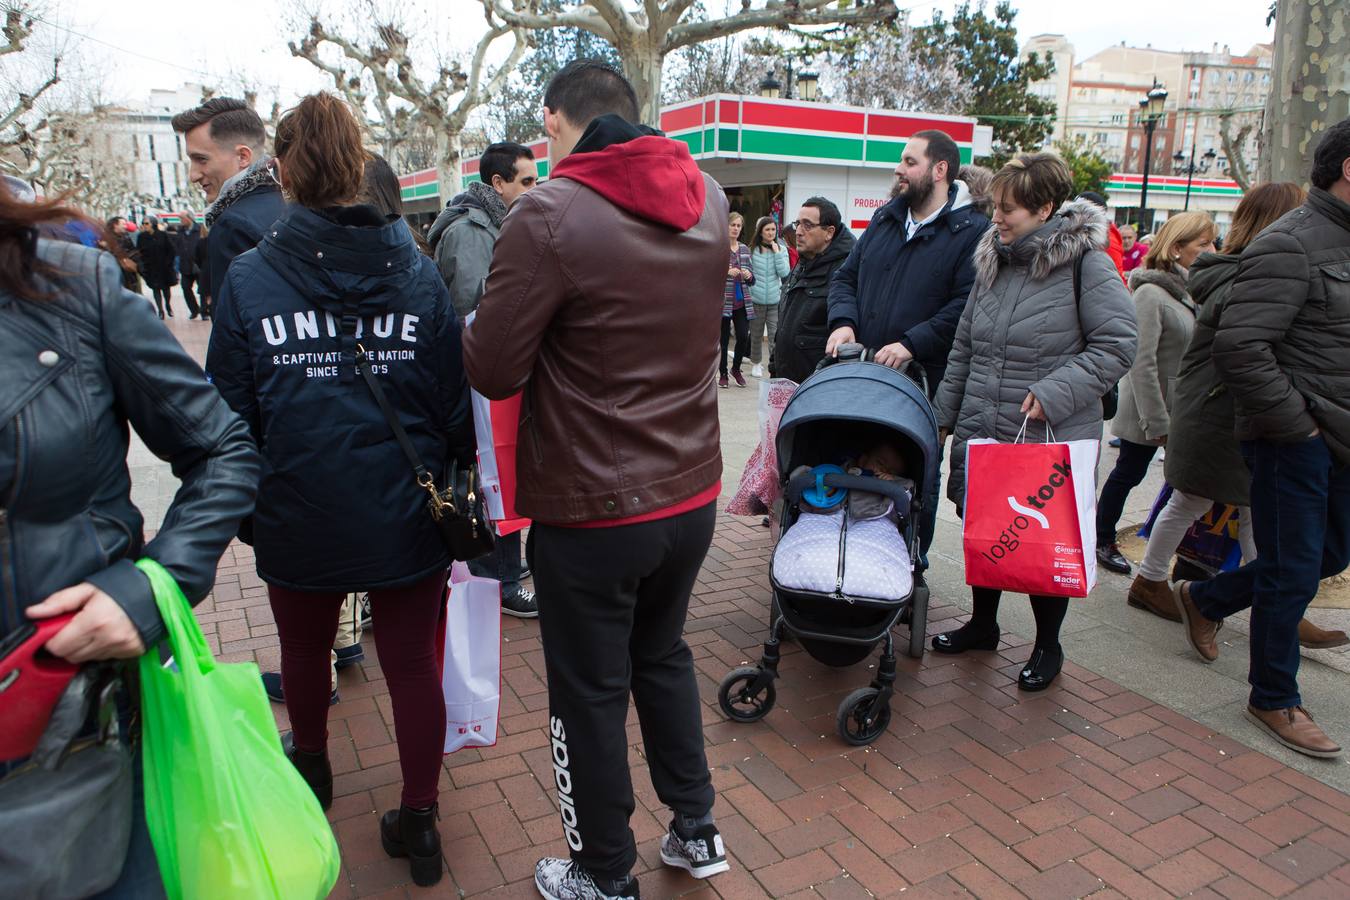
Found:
[962,436,1100,598]
[472,390,530,537]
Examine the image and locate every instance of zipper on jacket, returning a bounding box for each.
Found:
[834,510,851,602]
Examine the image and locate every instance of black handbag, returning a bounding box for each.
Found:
[1072,249,1122,420]
[0,667,133,899]
[355,344,495,562]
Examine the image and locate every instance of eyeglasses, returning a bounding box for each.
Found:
[792,219,824,232]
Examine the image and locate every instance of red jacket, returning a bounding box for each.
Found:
[1106,222,1126,283]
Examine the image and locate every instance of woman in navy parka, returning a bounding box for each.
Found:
[205,93,473,887]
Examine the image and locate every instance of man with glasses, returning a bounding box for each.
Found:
[770,197,856,383]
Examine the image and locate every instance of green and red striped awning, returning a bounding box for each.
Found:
[1106,173,1244,198]
[400,94,981,203]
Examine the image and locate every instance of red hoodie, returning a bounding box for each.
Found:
[538,126,722,526]
[549,134,708,232]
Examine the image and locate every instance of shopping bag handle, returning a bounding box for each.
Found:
[136,558,215,677]
[1014,415,1057,445]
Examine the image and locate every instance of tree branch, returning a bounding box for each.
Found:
[2,4,35,57]
[666,1,896,52]
[1219,112,1254,192]
[479,0,617,44]
[0,54,58,133]
[448,22,528,129]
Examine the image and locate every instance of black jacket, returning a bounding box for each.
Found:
[205,205,474,592]
[770,227,857,384]
[828,182,988,391]
[1,241,259,647]
[176,226,204,277]
[206,182,286,302]
[1213,188,1350,465]
[137,228,178,290]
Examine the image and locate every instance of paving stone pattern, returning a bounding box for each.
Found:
[161,316,1350,898]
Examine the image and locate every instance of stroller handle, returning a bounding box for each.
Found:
[815,344,929,395]
[784,471,915,518]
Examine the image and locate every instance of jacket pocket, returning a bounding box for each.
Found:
[1321,262,1350,322]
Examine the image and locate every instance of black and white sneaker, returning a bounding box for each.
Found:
[659,821,730,879]
[359,593,372,629]
[502,585,539,619]
[533,858,639,899]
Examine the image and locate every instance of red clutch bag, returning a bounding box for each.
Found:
[0,614,79,761]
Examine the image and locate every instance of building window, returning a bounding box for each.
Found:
[1244,72,1254,83]
[132,137,140,160]
[1131,135,1141,149]
[148,135,157,161]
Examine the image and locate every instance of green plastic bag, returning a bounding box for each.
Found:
[136,559,340,900]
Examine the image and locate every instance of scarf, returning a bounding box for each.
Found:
[463,180,508,230]
[205,157,277,227]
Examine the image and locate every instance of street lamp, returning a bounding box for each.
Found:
[758,69,782,99]
[1137,82,1168,232]
[796,68,819,102]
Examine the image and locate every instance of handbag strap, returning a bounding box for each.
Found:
[337,293,438,496]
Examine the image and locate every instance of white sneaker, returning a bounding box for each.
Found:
[751,364,764,378]
[659,821,730,879]
[534,859,638,899]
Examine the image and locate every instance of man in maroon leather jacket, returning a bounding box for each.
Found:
[464,60,731,900]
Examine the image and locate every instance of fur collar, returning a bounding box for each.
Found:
[1128,266,1189,301]
[973,197,1109,291]
[205,157,278,227]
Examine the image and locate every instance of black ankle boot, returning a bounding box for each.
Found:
[931,620,1000,654]
[284,736,333,810]
[381,804,443,886]
[1017,645,1064,692]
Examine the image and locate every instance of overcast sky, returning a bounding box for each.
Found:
[50,0,1277,108]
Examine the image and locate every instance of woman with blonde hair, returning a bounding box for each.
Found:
[1124,183,1343,646]
[1096,211,1216,575]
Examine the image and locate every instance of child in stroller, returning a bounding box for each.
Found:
[719,357,939,746]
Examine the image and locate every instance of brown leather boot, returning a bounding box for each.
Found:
[1245,705,1342,759]
[1173,581,1219,662]
[1298,618,1350,650]
[1128,575,1181,622]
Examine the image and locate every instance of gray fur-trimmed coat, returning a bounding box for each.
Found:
[935,199,1137,508]
[1111,267,1197,446]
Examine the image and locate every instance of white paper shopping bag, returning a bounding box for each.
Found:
[442,561,502,753]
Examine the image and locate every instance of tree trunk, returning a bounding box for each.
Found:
[623,42,666,127]
[1259,0,1350,185]
[435,129,462,206]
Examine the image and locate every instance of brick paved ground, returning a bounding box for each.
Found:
[197,518,1350,900]
[161,316,1350,898]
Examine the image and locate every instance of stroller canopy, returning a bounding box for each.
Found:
[776,363,940,485]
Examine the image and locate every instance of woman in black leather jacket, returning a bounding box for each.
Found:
[0,182,259,897]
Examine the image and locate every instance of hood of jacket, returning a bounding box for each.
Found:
[973,197,1108,291]
[256,204,424,316]
[874,179,975,232]
[426,181,507,253]
[549,115,707,232]
[1186,251,1241,307]
[1128,265,1190,301]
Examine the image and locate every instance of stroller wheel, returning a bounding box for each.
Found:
[718,666,776,722]
[837,687,891,746]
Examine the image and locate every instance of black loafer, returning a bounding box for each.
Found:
[1097,543,1133,575]
[1018,646,1064,692]
[932,622,1000,654]
[262,671,338,705]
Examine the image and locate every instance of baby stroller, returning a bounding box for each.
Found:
[717,349,939,745]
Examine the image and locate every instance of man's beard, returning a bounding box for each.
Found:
[892,169,935,207]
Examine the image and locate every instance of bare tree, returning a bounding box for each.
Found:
[1259,0,1349,184]
[290,9,528,200]
[662,35,762,103]
[1,1,63,177]
[481,0,898,125]
[818,19,970,112]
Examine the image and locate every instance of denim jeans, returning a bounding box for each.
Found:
[1189,436,1350,710]
[469,529,525,589]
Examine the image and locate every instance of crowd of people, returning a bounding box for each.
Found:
[2,49,1349,899]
